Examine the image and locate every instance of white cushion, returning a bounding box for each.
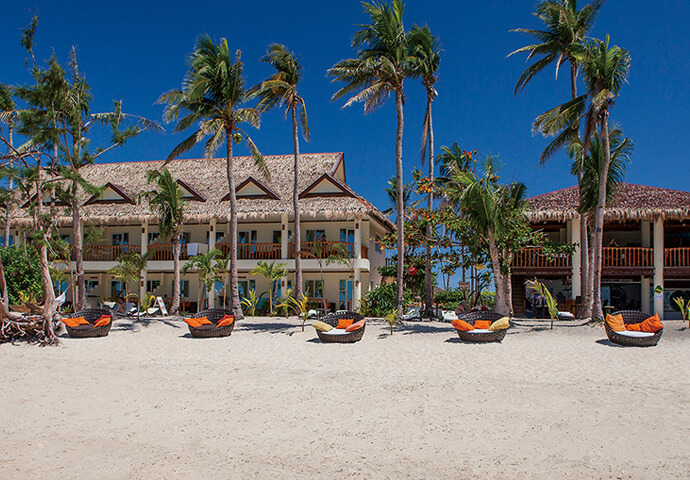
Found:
[558,311,575,320]
[466,329,491,334]
[615,330,655,338]
[320,328,350,335]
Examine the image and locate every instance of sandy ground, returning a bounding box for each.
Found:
[1,316,689,480]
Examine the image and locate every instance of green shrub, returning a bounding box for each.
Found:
[1,246,44,304]
[360,283,414,317]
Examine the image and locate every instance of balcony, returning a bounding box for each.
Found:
[148,244,190,261]
[665,247,690,267]
[217,242,281,260]
[289,241,356,259]
[80,245,141,262]
[511,247,572,271]
[602,247,653,267]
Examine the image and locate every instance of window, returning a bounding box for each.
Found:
[112,233,129,246]
[146,280,161,292]
[238,280,256,299]
[306,230,326,242]
[181,232,191,244]
[0,235,14,246]
[272,230,282,244]
[86,280,99,293]
[174,280,190,298]
[340,228,354,243]
[111,280,123,298]
[148,232,160,244]
[238,230,257,244]
[276,280,292,298]
[305,280,324,298]
[60,234,70,244]
[339,280,354,310]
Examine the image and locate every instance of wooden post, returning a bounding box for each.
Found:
[653,218,664,319]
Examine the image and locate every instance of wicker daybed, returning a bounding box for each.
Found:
[315,311,366,344]
[185,308,235,338]
[604,310,663,347]
[455,311,508,343]
[64,308,114,338]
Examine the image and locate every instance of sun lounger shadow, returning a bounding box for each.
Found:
[595,338,627,348]
[399,323,453,335]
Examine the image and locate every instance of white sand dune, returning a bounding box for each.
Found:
[1,316,689,479]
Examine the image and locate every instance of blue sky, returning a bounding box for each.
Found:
[2,0,689,213]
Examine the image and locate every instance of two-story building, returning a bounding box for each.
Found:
[9,152,393,313]
[511,184,690,319]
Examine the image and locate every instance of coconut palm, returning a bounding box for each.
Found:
[159,35,265,320]
[510,0,604,318]
[534,35,631,320]
[408,25,441,316]
[182,248,223,310]
[141,168,186,314]
[328,0,415,320]
[251,44,309,302]
[249,260,287,316]
[382,177,418,217]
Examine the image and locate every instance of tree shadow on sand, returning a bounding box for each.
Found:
[237,321,298,336]
[397,323,454,335]
[112,317,182,332]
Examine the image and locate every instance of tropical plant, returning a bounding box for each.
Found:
[107,254,140,303]
[277,287,310,331]
[328,0,415,321]
[0,246,43,305]
[359,282,413,317]
[241,288,266,317]
[408,24,441,317]
[526,279,559,329]
[673,296,690,328]
[534,35,631,320]
[159,35,266,321]
[249,260,287,316]
[182,248,223,310]
[510,0,604,320]
[141,168,186,314]
[251,43,309,302]
[381,177,419,217]
[384,309,397,335]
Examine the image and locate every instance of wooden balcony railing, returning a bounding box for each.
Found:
[665,247,690,267]
[602,247,652,267]
[80,245,141,262]
[217,242,281,260]
[289,241,355,259]
[511,247,571,269]
[147,244,190,261]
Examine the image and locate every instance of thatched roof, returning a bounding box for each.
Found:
[11,153,394,230]
[528,184,690,223]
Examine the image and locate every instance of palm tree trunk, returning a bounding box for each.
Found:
[269,279,274,316]
[394,89,405,320]
[591,113,612,322]
[0,251,10,312]
[171,233,181,314]
[291,107,303,302]
[488,233,510,316]
[225,129,243,320]
[72,202,85,310]
[424,94,434,316]
[4,126,13,249]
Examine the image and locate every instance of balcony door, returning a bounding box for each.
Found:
[239,230,257,258]
[112,233,129,246]
[339,280,354,311]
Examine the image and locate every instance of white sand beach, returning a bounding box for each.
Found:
[1,317,689,479]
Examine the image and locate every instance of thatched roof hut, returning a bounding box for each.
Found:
[11,153,394,230]
[527,184,690,223]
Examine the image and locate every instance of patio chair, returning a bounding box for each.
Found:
[454,311,509,343]
[315,311,366,344]
[62,308,114,338]
[604,310,663,347]
[184,308,235,338]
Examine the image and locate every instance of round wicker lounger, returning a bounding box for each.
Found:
[186,309,235,338]
[455,311,508,343]
[604,310,663,347]
[316,311,366,343]
[64,308,114,338]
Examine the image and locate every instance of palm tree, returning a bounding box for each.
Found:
[408,25,441,316]
[214,252,231,309]
[249,260,287,316]
[251,44,309,303]
[534,35,631,320]
[0,84,18,249]
[158,35,266,321]
[382,177,418,217]
[141,168,186,314]
[182,248,223,310]
[510,0,604,318]
[328,0,414,321]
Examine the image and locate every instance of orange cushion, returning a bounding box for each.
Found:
[61,317,83,328]
[606,314,626,332]
[474,320,492,330]
[93,315,111,327]
[639,313,663,333]
[195,316,212,325]
[183,317,202,328]
[336,318,354,329]
[625,322,642,332]
[345,319,365,332]
[452,319,474,331]
[217,315,234,327]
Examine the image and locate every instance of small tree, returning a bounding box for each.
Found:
[526,279,559,330]
[673,297,690,328]
[241,288,265,317]
[277,287,310,331]
[181,248,223,310]
[107,255,140,305]
[249,261,287,316]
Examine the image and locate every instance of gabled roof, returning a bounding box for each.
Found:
[22,193,68,208]
[11,153,393,231]
[225,176,280,200]
[83,182,135,206]
[528,184,690,223]
[177,179,207,202]
[299,174,356,199]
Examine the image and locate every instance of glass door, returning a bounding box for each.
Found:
[339,280,354,311]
